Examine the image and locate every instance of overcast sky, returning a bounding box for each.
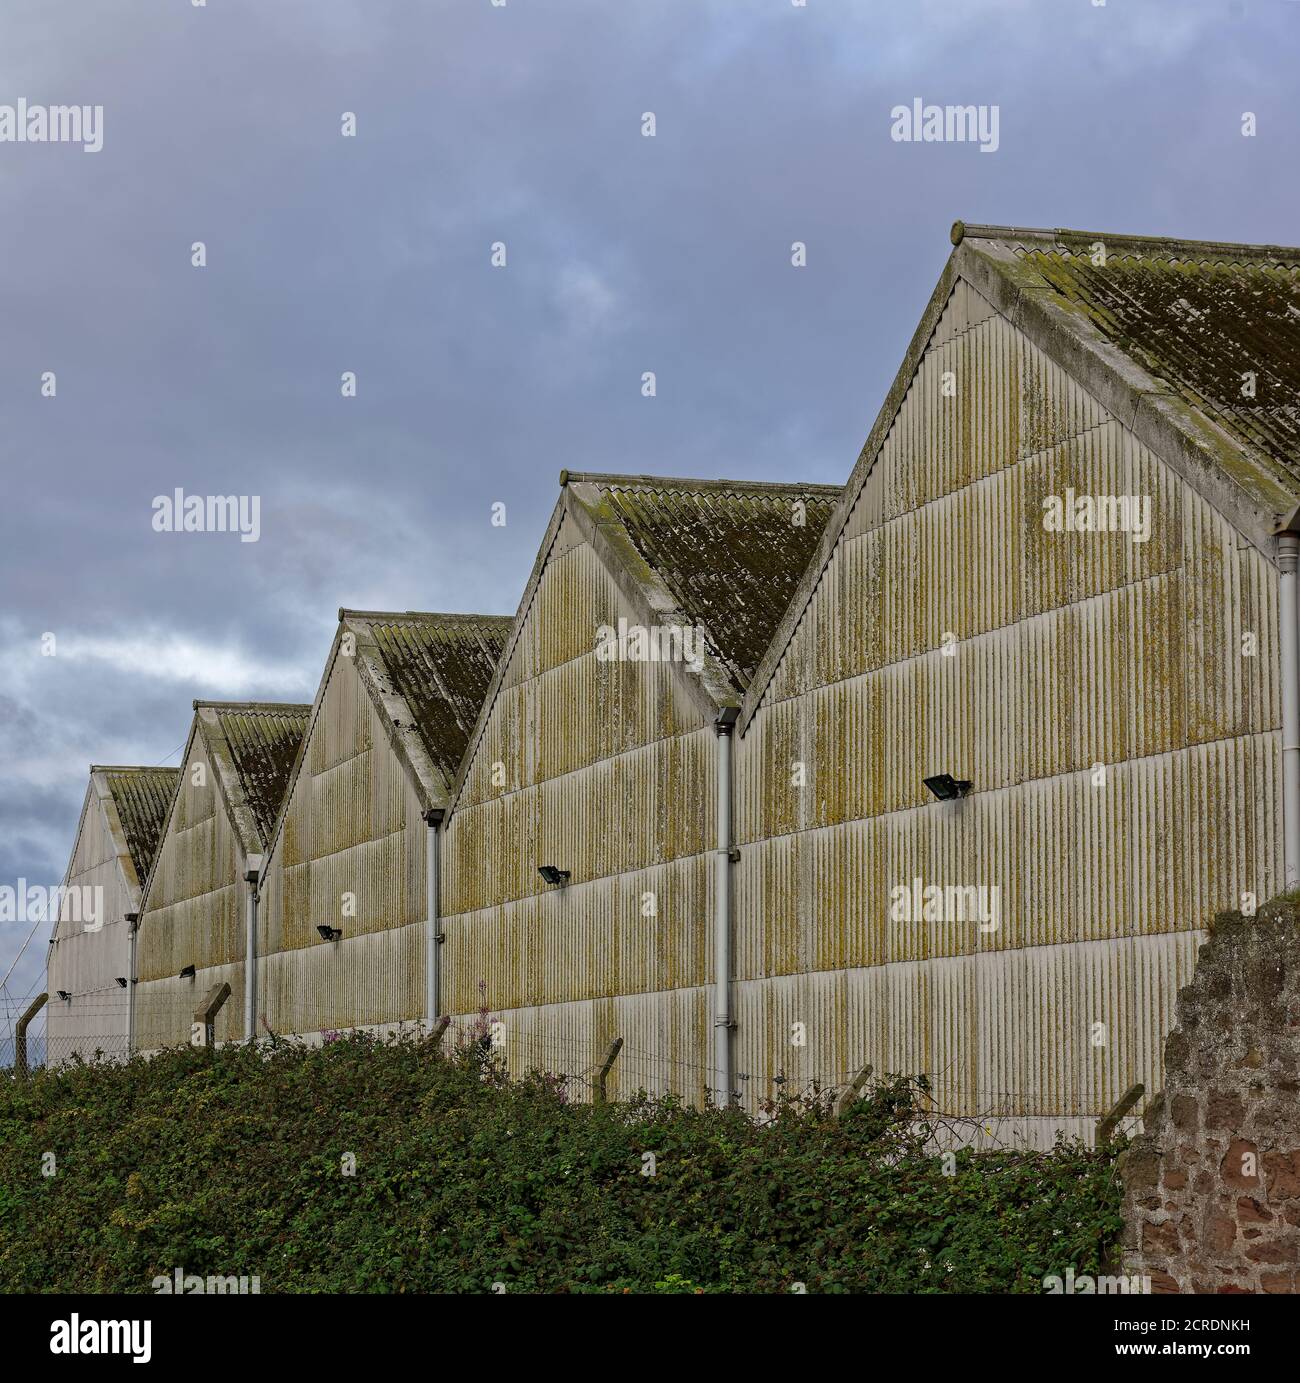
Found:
[3,0,1298,1035]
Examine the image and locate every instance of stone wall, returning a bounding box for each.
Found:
[1121,897,1300,1293]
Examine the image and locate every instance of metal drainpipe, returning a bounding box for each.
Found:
[243,854,264,1042]
[1280,533,1300,888]
[125,912,139,1056]
[424,808,446,1028]
[713,708,739,1107]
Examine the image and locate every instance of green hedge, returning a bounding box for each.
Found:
[0,1034,1123,1293]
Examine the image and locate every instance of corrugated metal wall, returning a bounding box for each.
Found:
[122,276,1284,1147]
[46,782,134,1059]
[443,520,718,1099]
[737,278,1282,1137]
[255,643,428,1033]
[135,737,246,1050]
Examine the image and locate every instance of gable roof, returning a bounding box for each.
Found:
[260,611,512,862]
[347,611,514,786]
[567,473,842,690]
[97,766,179,888]
[740,220,1300,731]
[199,703,312,847]
[53,766,179,940]
[446,470,842,812]
[137,702,311,912]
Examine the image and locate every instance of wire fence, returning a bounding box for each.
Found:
[5,1011,1135,1151]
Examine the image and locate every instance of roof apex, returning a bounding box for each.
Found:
[951,219,1300,263]
[564,469,842,495]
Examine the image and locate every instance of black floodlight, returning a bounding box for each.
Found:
[923,773,972,801]
[179,964,196,979]
[114,977,128,989]
[56,990,70,1001]
[317,925,342,942]
[537,865,571,887]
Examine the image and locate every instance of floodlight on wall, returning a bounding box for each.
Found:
[244,852,265,885]
[923,773,972,801]
[537,865,571,887]
[56,990,70,1001]
[317,925,343,942]
[114,977,128,989]
[179,964,196,979]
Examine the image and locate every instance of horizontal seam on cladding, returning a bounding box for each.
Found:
[759,414,1172,714]
[753,552,1264,722]
[735,726,1280,849]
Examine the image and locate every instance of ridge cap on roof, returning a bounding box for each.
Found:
[952,219,1300,263]
[90,764,181,774]
[193,700,313,713]
[563,468,842,495]
[338,607,512,624]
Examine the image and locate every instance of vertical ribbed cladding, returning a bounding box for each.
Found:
[258,925,421,1033]
[137,734,241,983]
[440,989,710,1106]
[441,521,719,1080]
[732,267,1286,1133]
[265,665,425,969]
[133,962,244,1051]
[45,778,144,1062]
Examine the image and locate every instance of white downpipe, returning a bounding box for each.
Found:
[1280,533,1300,888]
[713,711,737,1106]
[243,854,263,1042]
[424,809,444,1026]
[125,912,139,1057]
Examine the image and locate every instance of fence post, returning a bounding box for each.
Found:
[191,982,232,1050]
[1097,1083,1145,1144]
[15,993,47,1077]
[428,1015,450,1047]
[594,1037,624,1104]
[834,1063,874,1119]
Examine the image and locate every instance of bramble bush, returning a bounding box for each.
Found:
[0,1034,1124,1293]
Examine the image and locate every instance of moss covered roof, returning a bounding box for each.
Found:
[568,473,842,690]
[956,222,1300,503]
[101,768,180,885]
[364,614,513,783]
[207,704,312,845]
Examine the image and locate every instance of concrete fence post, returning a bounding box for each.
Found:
[191,982,232,1050]
[15,993,48,1077]
[594,1037,624,1104]
[834,1063,874,1119]
[1097,1083,1145,1145]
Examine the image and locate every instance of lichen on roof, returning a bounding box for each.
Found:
[211,705,312,844]
[366,614,513,782]
[575,474,842,689]
[955,223,1300,500]
[103,768,179,883]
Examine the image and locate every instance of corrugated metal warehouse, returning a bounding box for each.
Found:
[50,222,1300,1147]
[46,766,177,1062]
[254,610,512,1037]
[132,701,310,1050]
[439,473,841,1099]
